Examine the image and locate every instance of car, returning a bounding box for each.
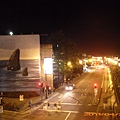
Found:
[65,84,75,91]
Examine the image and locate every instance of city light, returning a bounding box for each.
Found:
[9,31,13,36]
[67,61,71,66]
[79,60,82,64]
[44,58,53,74]
[39,82,43,87]
[94,83,97,88]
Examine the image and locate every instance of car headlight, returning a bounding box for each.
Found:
[69,86,73,90]
[65,86,69,90]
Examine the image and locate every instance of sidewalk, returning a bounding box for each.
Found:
[98,69,118,112]
[3,85,64,115]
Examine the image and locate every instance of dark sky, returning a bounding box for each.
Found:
[0,0,120,56]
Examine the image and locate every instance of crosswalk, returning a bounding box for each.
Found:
[38,108,79,113]
[37,102,96,114]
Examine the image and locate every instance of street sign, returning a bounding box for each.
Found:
[19,95,24,101]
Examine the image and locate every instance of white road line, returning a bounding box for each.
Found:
[46,102,82,106]
[61,103,82,106]
[58,94,63,98]
[88,104,92,106]
[31,93,59,112]
[75,101,78,104]
[65,112,71,120]
[44,92,59,103]
[101,74,104,88]
[61,96,68,102]
[38,109,79,113]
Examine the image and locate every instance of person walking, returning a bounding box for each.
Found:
[57,101,61,110]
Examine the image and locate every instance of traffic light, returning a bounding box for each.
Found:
[94,83,97,88]
[39,82,43,87]
[94,83,98,96]
[45,83,49,89]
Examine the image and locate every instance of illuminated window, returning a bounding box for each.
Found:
[44,58,53,74]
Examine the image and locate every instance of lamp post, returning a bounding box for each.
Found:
[45,87,48,99]
[45,74,48,99]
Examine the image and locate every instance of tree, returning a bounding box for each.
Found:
[49,30,83,83]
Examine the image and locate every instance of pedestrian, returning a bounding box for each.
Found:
[57,101,61,110]
[47,103,50,110]
[43,103,47,110]
[54,103,57,110]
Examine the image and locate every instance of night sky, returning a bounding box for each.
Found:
[0,0,120,56]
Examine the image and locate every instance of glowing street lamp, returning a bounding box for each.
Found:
[79,60,82,64]
[67,61,73,68]
[9,31,13,36]
[67,61,71,66]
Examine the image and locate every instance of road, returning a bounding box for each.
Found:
[2,66,119,120]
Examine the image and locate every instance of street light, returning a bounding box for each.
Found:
[9,31,13,36]
[67,61,71,66]
[79,60,82,64]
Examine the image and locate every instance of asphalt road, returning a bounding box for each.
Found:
[2,66,120,120]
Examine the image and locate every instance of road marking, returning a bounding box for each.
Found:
[45,102,82,106]
[88,104,92,106]
[58,94,63,98]
[101,74,104,88]
[44,92,59,103]
[65,112,71,120]
[75,101,78,104]
[61,96,68,102]
[38,109,79,113]
[61,103,82,106]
